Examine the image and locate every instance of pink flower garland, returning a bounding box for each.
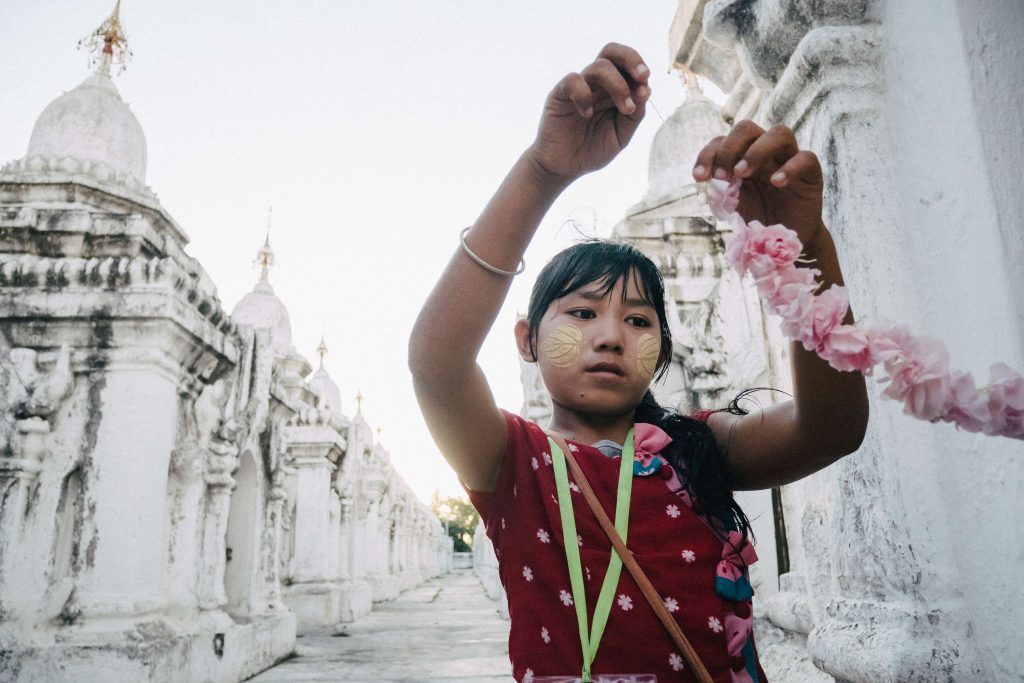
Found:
[706,178,1024,440]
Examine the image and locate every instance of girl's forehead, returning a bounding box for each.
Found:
[577,273,648,298]
[558,275,654,307]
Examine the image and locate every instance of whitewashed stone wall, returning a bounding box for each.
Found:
[670,1,1024,681]
[0,66,450,683]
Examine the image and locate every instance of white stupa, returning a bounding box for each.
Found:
[232,232,296,359]
[644,74,728,204]
[0,1,153,199]
[308,336,343,416]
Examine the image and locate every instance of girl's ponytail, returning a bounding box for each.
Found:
[636,391,752,541]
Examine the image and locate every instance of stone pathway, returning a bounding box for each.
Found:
[249,570,512,682]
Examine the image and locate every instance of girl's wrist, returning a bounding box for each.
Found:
[521,146,577,195]
[798,222,838,273]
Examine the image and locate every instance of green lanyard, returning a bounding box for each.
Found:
[549,430,634,683]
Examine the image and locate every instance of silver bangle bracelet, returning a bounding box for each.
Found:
[458,226,526,277]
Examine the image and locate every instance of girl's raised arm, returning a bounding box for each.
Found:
[691,122,870,489]
[408,44,651,492]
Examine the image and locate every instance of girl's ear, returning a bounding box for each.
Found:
[514,318,536,362]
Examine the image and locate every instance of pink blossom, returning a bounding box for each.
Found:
[783,285,849,352]
[941,371,991,433]
[745,223,803,279]
[777,286,816,337]
[706,177,741,220]
[881,336,951,421]
[819,324,874,373]
[867,323,915,367]
[724,214,754,274]
[982,363,1024,439]
[756,265,819,312]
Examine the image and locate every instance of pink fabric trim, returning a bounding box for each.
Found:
[717,530,759,583]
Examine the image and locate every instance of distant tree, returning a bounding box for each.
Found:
[430,491,480,552]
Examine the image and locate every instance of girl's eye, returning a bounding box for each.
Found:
[569,309,595,320]
[628,316,651,328]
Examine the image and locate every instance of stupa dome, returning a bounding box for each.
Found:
[645,87,727,201]
[309,337,342,414]
[232,281,294,357]
[26,72,147,186]
[309,368,342,414]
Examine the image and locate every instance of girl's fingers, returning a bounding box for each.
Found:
[581,57,638,115]
[733,125,799,181]
[710,119,765,179]
[771,150,823,192]
[692,136,724,181]
[595,42,651,85]
[560,72,595,118]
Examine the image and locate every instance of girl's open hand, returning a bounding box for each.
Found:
[527,43,650,183]
[693,121,826,248]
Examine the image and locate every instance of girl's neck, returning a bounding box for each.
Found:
[546,406,636,446]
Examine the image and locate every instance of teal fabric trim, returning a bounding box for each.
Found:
[742,636,760,681]
[715,575,754,602]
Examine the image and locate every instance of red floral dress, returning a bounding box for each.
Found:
[467,411,767,683]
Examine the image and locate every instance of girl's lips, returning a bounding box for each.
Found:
[586,362,624,376]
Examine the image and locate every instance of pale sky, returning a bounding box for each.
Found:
[1,1,722,502]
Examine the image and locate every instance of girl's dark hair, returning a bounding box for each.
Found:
[527,240,752,541]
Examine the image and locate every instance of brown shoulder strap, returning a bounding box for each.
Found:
[546,432,714,683]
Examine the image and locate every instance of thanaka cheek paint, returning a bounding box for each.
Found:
[635,333,660,378]
[541,324,583,367]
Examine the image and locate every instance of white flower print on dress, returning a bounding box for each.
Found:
[617,594,633,611]
[666,504,681,518]
[536,529,550,544]
[522,566,534,582]
[523,669,534,682]
[669,653,685,672]
[663,596,679,613]
[708,615,723,633]
[585,566,592,581]
[568,443,579,452]
[531,457,539,471]
[501,518,506,530]
[559,589,574,607]
[569,481,580,493]
[681,549,696,563]
[577,534,583,547]
[541,627,551,644]
[543,451,553,466]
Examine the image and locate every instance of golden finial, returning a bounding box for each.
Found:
[316,336,328,370]
[78,0,132,76]
[355,390,364,414]
[254,207,274,284]
[679,67,703,95]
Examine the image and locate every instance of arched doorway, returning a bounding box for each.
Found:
[224,451,258,618]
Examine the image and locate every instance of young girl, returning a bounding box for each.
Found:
[409,43,868,682]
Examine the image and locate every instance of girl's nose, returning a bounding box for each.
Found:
[592,320,624,353]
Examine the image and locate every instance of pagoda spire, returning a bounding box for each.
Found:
[679,66,703,96]
[316,336,328,371]
[78,0,132,76]
[254,207,275,285]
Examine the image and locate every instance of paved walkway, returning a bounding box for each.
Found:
[249,570,513,682]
